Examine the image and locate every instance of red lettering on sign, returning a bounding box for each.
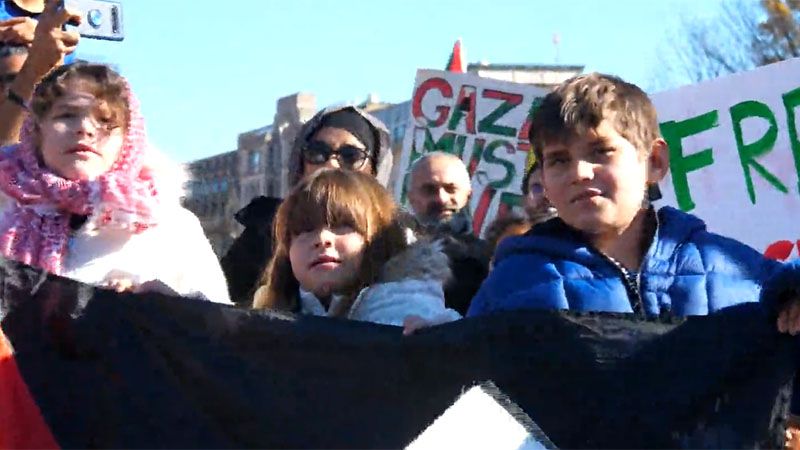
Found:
[412,78,453,127]
[472,187,496,236]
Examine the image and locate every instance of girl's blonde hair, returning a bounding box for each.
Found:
[253,169,408,315]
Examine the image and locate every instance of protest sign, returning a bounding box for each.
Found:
[654,57,800,258]
[394,70,548,236]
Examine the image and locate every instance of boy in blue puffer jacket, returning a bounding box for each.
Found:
[464,72,800,436]
[467,72,800,330]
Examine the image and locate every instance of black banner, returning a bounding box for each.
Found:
[0,257,795,448]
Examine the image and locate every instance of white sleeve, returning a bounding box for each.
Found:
[349,279,461,326]
[167,208,232,305]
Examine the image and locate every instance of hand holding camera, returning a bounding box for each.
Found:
[22,0,80,80]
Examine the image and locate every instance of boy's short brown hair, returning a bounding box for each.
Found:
[529,73,661,160]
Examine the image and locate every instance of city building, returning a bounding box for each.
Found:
[268,93,317,199]
[237,125,272,210]
[185,93,316,256]
[184,150,240,256]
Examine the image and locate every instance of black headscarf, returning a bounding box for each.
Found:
[314,109,377,153]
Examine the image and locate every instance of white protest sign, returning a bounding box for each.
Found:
[394,70,549,237]
[653,57,800,259]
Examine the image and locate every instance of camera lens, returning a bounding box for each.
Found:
[87,9,103,29]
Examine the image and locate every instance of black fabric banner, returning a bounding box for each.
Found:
[0,257,796,449]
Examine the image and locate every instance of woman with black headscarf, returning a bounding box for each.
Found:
[221,106,394,306]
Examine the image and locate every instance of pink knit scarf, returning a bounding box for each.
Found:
[0,84,160,275]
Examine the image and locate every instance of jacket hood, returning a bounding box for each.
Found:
[378,239,451,285]
[495,206,707,268]
[287,105,393,189]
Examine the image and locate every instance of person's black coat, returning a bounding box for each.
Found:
[219,196,282,306]
[437,232,491,315]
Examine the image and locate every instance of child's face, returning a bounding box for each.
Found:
[289,225,366,298]
[524,168,552,218]
[37,81,125,181]
[540,120,665,237]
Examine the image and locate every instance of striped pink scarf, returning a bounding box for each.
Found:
[0,84,159,275]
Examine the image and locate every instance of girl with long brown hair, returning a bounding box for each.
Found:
[253,169,459,328]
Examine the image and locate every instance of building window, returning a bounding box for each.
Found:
[249,150,261,173]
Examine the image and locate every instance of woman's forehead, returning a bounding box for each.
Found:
[311,126,365,148]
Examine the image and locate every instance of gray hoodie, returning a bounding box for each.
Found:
[286,105,394,188]
[292,240,461,325]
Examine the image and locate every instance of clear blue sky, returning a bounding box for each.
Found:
[75,0,723,163]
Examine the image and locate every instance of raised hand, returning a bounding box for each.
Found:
[24,0,81,79]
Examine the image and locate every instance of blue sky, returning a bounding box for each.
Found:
[74,0,724,162]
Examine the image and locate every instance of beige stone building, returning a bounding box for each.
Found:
[186,93,316,256]
[184,150,240,256]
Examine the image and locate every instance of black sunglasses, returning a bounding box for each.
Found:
[302,141,370,169]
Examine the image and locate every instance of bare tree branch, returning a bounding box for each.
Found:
[652,0,798,90]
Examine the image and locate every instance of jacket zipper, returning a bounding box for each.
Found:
[593,209,659,318]
[598,252,645,317]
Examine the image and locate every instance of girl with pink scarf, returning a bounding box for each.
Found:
[0,62,230,304]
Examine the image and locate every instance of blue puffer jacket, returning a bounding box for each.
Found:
[467,206,800,318]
